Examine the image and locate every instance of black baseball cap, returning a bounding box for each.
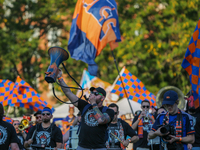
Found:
[34,110,42,116]
[162,90,178,105]
[90,87,106,97]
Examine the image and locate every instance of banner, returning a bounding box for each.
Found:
[68,0,121,76]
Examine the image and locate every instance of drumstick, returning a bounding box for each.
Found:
[110,132,123,143]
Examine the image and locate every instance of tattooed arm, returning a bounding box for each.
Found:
[92,106,111,124]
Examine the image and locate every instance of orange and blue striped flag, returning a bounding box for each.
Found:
[111,67,156,106]
[181,19,200,109]
[68,0,121,76]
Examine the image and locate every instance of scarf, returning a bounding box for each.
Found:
[138,114,154,138]
[163,109,182,143]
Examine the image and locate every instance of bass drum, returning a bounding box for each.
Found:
[66,126,79,150]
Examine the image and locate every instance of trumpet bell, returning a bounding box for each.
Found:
[156,86,185,110]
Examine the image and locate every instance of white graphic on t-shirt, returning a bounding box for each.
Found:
[17,135,23,145]
[0,125,7,144]
[36,131,51,146]
[108,129,119,143]
[84,109,98,127]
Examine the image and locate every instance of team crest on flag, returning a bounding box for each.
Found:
[68,0,121,76]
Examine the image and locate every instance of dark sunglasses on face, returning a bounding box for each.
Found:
[91,91,103,96]
[13,123,20,126]
[142,105,150,108]
[42,113,51,116]
[36,116,41,119]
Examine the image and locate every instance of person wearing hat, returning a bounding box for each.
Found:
[0,103,19,150]
[24,107,63,149]
[34,110,42,125]
[148,90,195,150]
[57,69,114,150]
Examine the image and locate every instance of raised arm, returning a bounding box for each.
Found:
[57,69,79,107]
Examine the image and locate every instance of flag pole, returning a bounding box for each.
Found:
[111,51,135,116]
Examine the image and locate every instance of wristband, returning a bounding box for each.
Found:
[128,139,131,142]
[58,77,63,80]
[179,137,182,142]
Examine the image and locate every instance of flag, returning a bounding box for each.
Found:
[12,76,54,112]
[76,69,116,105]
[0,76,54,112]
[3,117,13,124]
[111,67,156,106]
[181,19,200,108]
[68,0,121,76]
[0,79,18,106]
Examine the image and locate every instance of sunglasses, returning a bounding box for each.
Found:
[91,91,103,96]
[13,123,20,126]
[36,116,41,119]
[42,113,51,116]
[114,112,118,115]
[142,105,150,108]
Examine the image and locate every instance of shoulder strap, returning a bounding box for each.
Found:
[102,106,108,113]
[81,104,92,116]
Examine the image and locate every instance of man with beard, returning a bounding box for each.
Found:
[106,103,139,150]
[0,103,19,150]
[57,69,114,150]
[34,110,42,125]
[24,107,63,150]
[13,120,27,150]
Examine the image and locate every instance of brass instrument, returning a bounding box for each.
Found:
[143,110,149,123]
[18,119,34,131]
[156,86,185,110]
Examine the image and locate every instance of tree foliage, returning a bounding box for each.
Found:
[0,0,200,114]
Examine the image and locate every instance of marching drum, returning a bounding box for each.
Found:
[66,126,79,150]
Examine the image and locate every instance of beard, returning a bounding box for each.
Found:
[43,118,50,123]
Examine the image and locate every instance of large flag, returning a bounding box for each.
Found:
[68,0,121,76]
[111,67,156,106]
[0,76,54,112]
[3,117,13,124]
[181,19,200,108]
[76,69,117,105]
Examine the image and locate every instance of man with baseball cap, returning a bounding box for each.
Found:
[148,90,195,150]
[57,69,114,150]
[34,110,42,124]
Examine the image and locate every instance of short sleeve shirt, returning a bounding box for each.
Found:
[26,123,62,148]
[77,99,115,148]
[0,120,19,150]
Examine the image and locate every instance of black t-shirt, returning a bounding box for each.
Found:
[26,123,62,149]
[190,111,200,147]
[17,133,25,150]
[0,120,19,150]
[132,115,150,149]
[108,119,137,148]
[77,99,115,148]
